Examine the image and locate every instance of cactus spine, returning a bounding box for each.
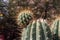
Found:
[21,19,52,40]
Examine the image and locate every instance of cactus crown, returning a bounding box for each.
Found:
[17,11,33,26]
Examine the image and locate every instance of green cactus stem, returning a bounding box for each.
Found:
[51,19,60,40]
[21,19,52,40]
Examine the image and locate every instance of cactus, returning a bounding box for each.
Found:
[51,19,60,40]
[17,13,33,26]
[21,19,52,40]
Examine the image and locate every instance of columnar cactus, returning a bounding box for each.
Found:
[17,13,33,26]
[21,19,52,40]
[51,19,60,40]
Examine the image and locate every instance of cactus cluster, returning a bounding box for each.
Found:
[0,0,60,40]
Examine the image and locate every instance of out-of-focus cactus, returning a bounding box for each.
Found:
[51,19,60,40]
[17,13,33,26]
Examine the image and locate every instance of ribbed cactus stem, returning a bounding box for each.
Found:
[21,19,52,40]
[21,23,32,40]
[51,19,60,37]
